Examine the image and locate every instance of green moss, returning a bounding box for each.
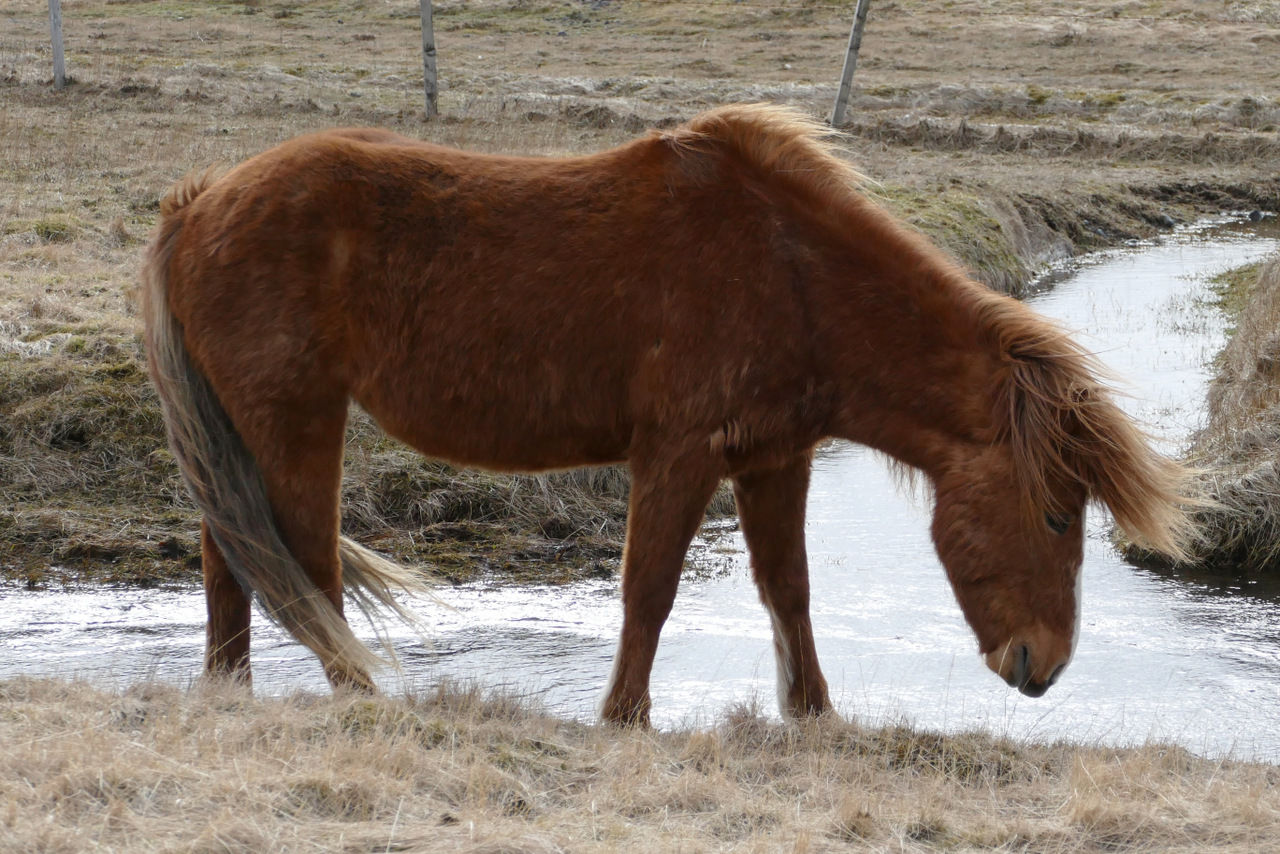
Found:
[3,217,80,242]
[876,186,1027,293]
[1208,262,1264,332]
[1093,90,1126,109]
[35,218,76,243]
[866,84,907,100]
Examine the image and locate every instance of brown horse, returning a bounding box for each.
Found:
[143,104,1194,725]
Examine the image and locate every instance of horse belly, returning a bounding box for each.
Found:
[355,359,633,473]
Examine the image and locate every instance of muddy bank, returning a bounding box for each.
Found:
[0,314,725,588]
[881,175,1278,296]
[0,329,733,588]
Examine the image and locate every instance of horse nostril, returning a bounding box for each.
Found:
[1018,661,1067,698]
[1012,643,1031,689]
[1019,679,1050,698]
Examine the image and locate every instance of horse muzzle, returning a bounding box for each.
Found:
[986,642,1069,698]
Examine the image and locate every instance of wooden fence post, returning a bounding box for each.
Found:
[419,0,438,119]
[48,0,65,90]
[830,0,872,127]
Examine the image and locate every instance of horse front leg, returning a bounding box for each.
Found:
[733,453,832,719]
[600,443,723,727]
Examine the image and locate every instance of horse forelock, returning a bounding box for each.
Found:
[978,294,1196,561]
[660,104,867,201]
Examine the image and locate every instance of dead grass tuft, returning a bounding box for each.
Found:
[830,797,878,841]
[106,215,136,248]
[1149,257,1280,570]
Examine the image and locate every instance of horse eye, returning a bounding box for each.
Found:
[1045,513,1075,536]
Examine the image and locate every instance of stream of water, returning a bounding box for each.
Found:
[4,218,1280,758]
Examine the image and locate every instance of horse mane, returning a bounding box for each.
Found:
[659,103,867,199]
[660,104,982,312]
[975,291,1198,560]
[662,104,1196,560]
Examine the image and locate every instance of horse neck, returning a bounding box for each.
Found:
[811,230,1003,477]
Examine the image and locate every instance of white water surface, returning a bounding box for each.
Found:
[4,219,1280,758]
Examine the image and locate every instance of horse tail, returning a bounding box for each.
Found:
[338,538,440,652]
[143,171,432,683]
[158,165,227,217]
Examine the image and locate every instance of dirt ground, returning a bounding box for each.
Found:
[1,0,1278,586]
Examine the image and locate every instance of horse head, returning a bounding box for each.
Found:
[932,442,1086,696]
[930,296,1194,696]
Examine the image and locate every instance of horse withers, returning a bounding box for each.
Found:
[142,105,1194,725]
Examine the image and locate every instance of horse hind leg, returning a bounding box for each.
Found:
[732,454,832,719]
[202,519,251,682]
[220,388,377,691]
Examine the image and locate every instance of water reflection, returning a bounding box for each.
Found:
[3,220,1280,758]
[1144,562,1280,604]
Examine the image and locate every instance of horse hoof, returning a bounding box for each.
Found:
[601,701,651,729]
[327,668,378,695]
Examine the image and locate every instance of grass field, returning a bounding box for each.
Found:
[4,2,1280,850]
[3,0,1277,587]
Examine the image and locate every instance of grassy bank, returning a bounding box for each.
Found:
[3,0,1279,585]
[3,677,1279,853]
[1152,256,1280,571]
[0,326,738,586]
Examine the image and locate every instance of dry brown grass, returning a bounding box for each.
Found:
[1162,257,1280,571]
[4,3,1280,845]
[3,676,1280,853]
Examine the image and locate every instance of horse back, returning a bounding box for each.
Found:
[160,127,829,472]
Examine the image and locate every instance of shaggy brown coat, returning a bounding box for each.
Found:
[143,105,1193,724]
